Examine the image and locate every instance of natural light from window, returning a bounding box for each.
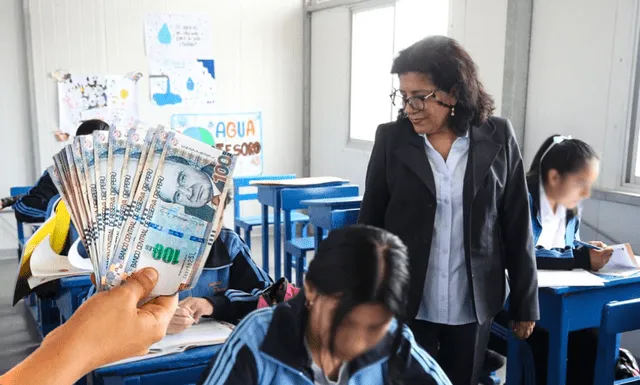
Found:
[349,0,450,142]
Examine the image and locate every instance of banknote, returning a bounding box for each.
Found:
[78,135,103,289]
[106,128,172,288]
[93,129,110,273]
[124,132,236,296]
[105,126,128,266]
[108,126,154,257]
[70,140,96,259]
[65,145,91,240]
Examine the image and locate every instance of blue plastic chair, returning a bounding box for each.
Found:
[281,185,359,284]
[594,299,640,385]
[10,185,32,258]
[233,175,309,249]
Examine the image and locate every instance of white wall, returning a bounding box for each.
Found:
[0,0,36,257]
[21,0,303,229]
[524,0,640,252]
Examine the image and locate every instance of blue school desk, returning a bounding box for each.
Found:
[56,275,92,324]
[87,344,222,385]
[301,196,362,249]
[506,274,640,385]
[256,180,347,278]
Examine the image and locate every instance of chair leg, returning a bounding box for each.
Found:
[245,229,252,250]
[284,251,292,282]
[296,253,306,286]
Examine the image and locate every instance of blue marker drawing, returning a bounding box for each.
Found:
[152,76,182,106]
[158,23,172,45]
[186,77,195,91]
[197,59,215,79]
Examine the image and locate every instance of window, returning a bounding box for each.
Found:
[348,0,450,142]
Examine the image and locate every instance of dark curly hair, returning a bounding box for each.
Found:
[391,35,495,136]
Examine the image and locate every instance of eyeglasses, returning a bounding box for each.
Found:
[390,89,438,112]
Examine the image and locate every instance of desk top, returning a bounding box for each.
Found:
[93,344,222,376]
[543,273,640,295]
[302,196,363,206]
[252,177,347,187]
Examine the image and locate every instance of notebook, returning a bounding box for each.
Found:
[100,319,234,368]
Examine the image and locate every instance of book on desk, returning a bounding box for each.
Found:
[100,319,234,368]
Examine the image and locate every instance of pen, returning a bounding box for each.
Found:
[575,240,603,251]
[178,307,197,323]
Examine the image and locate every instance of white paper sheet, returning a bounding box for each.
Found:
[144,13,213,59]
[537,269,606,287]
[30,235,93,277]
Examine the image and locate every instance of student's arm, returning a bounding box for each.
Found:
[535,246,591,270]
[205,247,273,322]
[14,172,58,223]
[198,316,260,385]
[358,124,390,228]
[394,338,452,385]
[498,119,540,324]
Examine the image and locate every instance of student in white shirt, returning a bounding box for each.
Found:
[491,135,613,385]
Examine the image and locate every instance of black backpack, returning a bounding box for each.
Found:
[616,349,640,379]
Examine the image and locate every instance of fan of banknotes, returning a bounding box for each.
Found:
[40,125,236,298]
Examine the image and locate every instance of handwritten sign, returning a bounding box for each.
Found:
[171,112,264,176]
[144,13,213,59]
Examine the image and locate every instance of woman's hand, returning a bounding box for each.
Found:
[167,306,196,335]
[0,268,178,385]
[510,320,535,339]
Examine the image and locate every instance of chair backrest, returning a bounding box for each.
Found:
[280,185,359,211]
[10,186,32,197]
[330,208,360,229]
[233,174,296,218]
[594,299,640,384]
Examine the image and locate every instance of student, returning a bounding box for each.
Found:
[167,195,273,333]
[491,134,611,385]
[14,119,109,223]
[200,225,452,385]
[0,268,177,385]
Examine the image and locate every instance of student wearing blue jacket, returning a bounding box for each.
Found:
[166,195,273,333]
[200,225,452,385]
[490,135,611,385]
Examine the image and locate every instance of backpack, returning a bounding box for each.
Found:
[257,277,300,309]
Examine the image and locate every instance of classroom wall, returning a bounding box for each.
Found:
[21,0,303,230]
[524,0,640,353]
[0,0,36,258]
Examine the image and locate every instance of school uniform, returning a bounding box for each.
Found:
[490,176,598,385]
[199,290,453,385]
[179,227,273,324]
[14,170,59,223]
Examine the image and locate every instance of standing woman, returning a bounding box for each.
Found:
[358,35,539,385]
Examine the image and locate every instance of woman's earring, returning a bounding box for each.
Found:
[450,107,455,116]
[306,299,314,309]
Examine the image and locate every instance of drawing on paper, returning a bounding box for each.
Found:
[56,74,141,135]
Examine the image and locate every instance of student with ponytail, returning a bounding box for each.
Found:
[200,225,452,385]
[490,135,611,385]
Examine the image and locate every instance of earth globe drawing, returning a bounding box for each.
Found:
[182,127,215,146]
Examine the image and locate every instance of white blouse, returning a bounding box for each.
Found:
[536,184,567,249]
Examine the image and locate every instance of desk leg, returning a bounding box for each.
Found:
[261,204,269,274]
[314,227,324,251]
[547,325,569,385]
[274,199,282,279]
[284,210,293,282]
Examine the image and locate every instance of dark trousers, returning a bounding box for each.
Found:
[488,311,598,385]
[411,318,493,385]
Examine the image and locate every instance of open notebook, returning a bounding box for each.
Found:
[101,319,235,368]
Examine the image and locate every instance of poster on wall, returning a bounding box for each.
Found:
[144,13,212,59]
[148,58,215,106]
[171,112,263,176]
[55,72,141,135]
[144,13,216,106]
